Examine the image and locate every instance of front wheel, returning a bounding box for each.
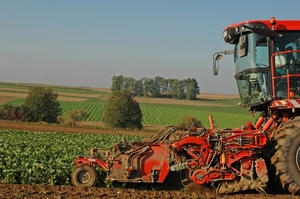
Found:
[271,117,300,194]
[71,165,98,187]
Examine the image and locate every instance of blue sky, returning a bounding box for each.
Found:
[1,0,300,94]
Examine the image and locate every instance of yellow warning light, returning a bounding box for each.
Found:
[270,17,276,26]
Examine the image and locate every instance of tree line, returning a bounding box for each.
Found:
[110,75,200,100]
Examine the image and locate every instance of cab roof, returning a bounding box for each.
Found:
[224,19,300,32]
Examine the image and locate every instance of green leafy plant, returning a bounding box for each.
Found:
[0,130,145,185]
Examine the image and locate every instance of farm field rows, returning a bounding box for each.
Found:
[0,122,297,199]
[5,97,253,128]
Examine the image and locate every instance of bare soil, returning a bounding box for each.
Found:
[0,96,17,104]
[0,120,299,199]
[0,183,297,199]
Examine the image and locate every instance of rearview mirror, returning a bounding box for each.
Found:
[213,50,234,76]
[213,58,220,76]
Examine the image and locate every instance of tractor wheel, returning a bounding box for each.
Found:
[271,117,300,195]
[71,165,98,188]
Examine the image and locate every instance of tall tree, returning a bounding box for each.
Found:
[160,77,168,96]
[152,76,162,98]
[102,90,143,129]
[124,77,136,92]
[143,78,152,97]
[170,79,178,98]
[23,87,62,123]
[111,75,125,92]
[133,79,144,97]
[177,80,186,99]
[165,78,174,98]
[186,78,200,100]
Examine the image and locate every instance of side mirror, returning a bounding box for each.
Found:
[213,50,234,76]
[213,55,222,75]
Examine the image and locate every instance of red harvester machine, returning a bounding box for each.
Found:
[71,17,300,195]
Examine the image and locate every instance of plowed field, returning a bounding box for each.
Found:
[0,120,299,199]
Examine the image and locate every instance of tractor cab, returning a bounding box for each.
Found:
[214,17,300,112]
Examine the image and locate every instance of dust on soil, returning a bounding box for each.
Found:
[0,120,299,199]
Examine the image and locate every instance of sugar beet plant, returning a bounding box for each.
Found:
[0,130,145,185]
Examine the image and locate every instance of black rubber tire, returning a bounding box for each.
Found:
[71,165,98,188]
[271,117,300,195]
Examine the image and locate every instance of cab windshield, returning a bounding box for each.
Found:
[235,33,270,106]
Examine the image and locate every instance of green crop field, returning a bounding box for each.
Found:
[0,130,146,185]
[4,98,254,128]
[140,103,253,128]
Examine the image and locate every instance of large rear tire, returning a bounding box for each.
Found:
[71,165,98,188]
[271,117,300,194]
